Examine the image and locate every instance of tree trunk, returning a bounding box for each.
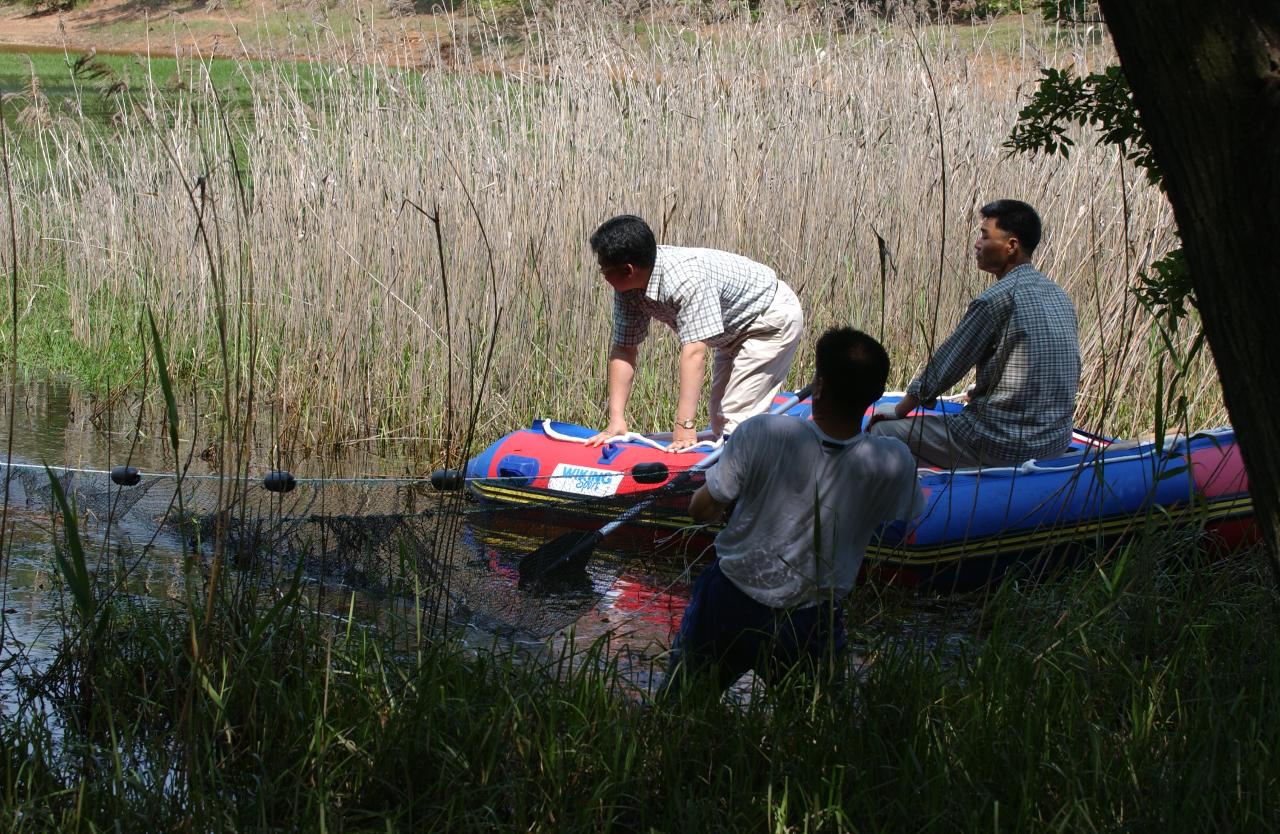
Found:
[1096,1,1280,567]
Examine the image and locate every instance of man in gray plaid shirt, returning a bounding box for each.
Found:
[867,200,1080,468]
[586,215,804,452]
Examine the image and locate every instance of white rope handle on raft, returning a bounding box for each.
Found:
[537,420,723,453]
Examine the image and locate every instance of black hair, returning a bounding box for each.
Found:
[814,327,890,414]
[980,199,1042,255]
[590,215,658,269]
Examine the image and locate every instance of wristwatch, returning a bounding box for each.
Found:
[675,417,697,430]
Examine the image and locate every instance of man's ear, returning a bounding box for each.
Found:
[811,375,824,403]
[617,262,643,286]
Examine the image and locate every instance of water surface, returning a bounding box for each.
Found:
[0,376,694,703]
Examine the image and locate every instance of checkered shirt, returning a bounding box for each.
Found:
[908,263,1080,461]
[611,246,779,349]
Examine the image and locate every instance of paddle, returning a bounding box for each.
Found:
[517,384,814,586]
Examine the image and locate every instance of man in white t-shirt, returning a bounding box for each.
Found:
[659,327,925,697]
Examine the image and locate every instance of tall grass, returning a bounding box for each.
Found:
[0,6,1207,462]
[3,529,1276,830]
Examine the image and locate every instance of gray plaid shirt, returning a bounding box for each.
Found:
[908,263,1080,461]
[611,246,779,349]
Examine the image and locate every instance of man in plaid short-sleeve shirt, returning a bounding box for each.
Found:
[867,200,1080,468]
[587,215,804,452]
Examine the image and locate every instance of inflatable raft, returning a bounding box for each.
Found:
[457,394,1257,592]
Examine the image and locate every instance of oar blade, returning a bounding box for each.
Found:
[518,530,600,586]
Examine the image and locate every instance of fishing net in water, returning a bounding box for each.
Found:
[0,457,695,641]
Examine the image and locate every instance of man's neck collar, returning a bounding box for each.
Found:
[994,258,1034,280]
[642,251,664,298]
[811,413,862,443]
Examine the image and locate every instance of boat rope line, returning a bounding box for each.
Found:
[915,429,1229,477]
[468,475,1254,566]
[3,458,639,496]
[536,419,724,453]
[0,459,437,487]
[872,496,1256,566]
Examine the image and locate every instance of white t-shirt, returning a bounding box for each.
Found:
[704,414,925,609]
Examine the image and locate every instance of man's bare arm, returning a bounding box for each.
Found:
[587,344,639,446]
[689,484,729,524]
[669,340,709,451]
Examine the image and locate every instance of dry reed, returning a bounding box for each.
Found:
[1,6,1212,465]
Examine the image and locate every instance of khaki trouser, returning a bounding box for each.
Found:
[709,280,805,436]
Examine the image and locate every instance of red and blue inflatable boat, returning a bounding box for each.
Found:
[458,394,1258,592]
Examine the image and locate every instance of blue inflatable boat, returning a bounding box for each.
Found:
[458,394,1257,592]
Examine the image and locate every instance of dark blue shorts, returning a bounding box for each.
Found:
[662,558,848,694]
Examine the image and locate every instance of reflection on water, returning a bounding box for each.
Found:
[0,376,699,700]
[455,510,702,692]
